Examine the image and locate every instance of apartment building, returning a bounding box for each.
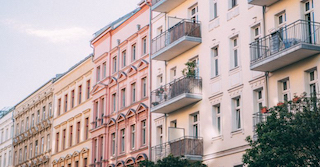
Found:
[89,1,151,166]
[13,79,54,167]
[0,107,14,167]
[51,55,93,167]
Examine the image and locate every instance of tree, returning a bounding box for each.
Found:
[243,93,320,166]
[138,154,207,167]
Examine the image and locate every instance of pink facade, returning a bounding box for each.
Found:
[90,2,150,167]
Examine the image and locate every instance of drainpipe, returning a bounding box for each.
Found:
[145,0,153,160]
[115,39,121,163]
[262,6,270,108]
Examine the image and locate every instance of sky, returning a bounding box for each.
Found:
[0,0,141,109]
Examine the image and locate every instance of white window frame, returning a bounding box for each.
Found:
[120,129,125,153]
[232,97,242,131]
[131,124,135,149]
[279,78,290,102]
[212,104,221,136]
[231,37,240,69]
[191,112,199,137]
[211,46,219,77]
[189,4,198,22]
[306,68,317,95]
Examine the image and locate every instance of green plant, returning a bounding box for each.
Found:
[182,61,196,77]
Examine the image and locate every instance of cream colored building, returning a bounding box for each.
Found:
[149,0,320,166]
[0,107,14,167]
[51,55,93,167]
[13,79,54,167]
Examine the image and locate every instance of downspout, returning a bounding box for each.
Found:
[115,39,121,163]
[145,0,153,160]
[262,6,269,108]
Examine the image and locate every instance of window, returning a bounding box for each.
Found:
[276,11,286,27]
[113,56,117,73]
[307,69,317,95]
[62,129,66,149]
[280,79,290,102]
[190,4,198,21]
[78,85,82,104]
[49,103,52,117]
[190,57,200,78]
[41,137,44,153]
[122,50,126,67]
[29,143,33,158]
[120,129,125,153]
[121,88,126,108]
[132,44,136,61]
[85,118,89,140]
[94,139,98,162]
[21,120,24,133]
[210,1,218,20]
[84,158,88,167]
[97,66,101,82]
[16,123,19,135]
[58,98,61,116]
[170,67,177,81]
[5,128,8,140]
[101,99,105,124]
[230,0,237,8]
[87,80,91,99]
[9,151,12,165]
[47,134,50,151]
[157,74,163,88]
[157,26,163,35]
[131,125,135,149]
[70,126,73,147]
[24,146,27,161]
[42,106,46,120]
[170,120,177,128]
[64,94,68,112]
[19,149,22,162]
[212,104,221,135]
[31,114,35,127]
[71,90,75,108]
[142,77,147,98]
[111,133,116,155]
[100,136,104,160]
[142,37,147,55]
[157,126,163,145]
[4,153,6,166]
[95,101,99,127]
[142,120,146,145]
[132,83,136,103]
[14,151,17,165]
[192,113,199,137]
[76,121,81,143]
[75,161,79,167]
[211,46,219,77]
[37,110,40,123]
[35,140,38,156]
[233,97,241,130]
[56,132,59,152]
[103,62,107,78]
[231,37,239,68]
[255,89,263,113]
[112,93,116,112]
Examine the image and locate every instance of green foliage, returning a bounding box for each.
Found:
[182,61,196,77]
[139,154,207,167]
[243,93,320,166]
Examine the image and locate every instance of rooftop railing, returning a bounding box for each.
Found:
[250,20,320,65]
[152,19,201,55]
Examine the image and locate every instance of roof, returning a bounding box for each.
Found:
[53,53,93,83]
[0,107,13,119]
[91,7,142,42]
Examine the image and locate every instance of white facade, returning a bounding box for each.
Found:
[0,108,14,167]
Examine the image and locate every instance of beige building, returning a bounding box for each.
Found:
[150,0,320,166]
[51,55,93,167]
[13,79,54,167]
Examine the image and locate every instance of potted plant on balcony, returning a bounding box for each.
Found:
[182,61,196,78]
[261,106,268,113]
[293,96,301,103]
[277,102,284,106]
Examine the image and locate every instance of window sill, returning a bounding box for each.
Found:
[210,75,221,81]
[209,16,219,22]
[228,4,239,11]
[212,135,223,141]
[230,129,244,137]
[229,66,241,75]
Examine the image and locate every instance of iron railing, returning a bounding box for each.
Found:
[151,76,202,108]
[250,20,320,65]
[152,19,201,55]
[151,136,203,162]
[253,112,270,140]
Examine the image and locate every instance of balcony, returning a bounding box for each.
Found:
[151,136,203,162]
[152,20,201,61]
[253,112,270,140]
[248,0,280,6]
[151,76,202,114]
[250,20,320,72]
[151,0,186,13]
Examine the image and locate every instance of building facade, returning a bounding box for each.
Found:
[13,80,54,167]
[51,55,93,167]
[89,1,151,167]
[0,107,14,167]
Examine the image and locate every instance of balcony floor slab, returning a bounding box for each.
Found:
[152,0,187,13]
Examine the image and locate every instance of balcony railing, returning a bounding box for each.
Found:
[151,136,203,162]
[151,76,202,113]
[152,20,201,61]
[253,112,270,140]
[250,20,320,71]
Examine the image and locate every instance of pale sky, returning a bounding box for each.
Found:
[0,0,141,109]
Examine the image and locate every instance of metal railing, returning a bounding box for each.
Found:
[151,76,202,108]
[152,19,201,55]
[151,136,203,162]
[253,112,270,140]
[250,20,320,65]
